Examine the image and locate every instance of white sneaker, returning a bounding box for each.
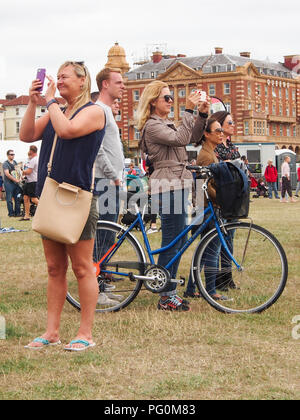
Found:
[147,228,158,234]
[105,292,124,302]
[104,284,116,291]
[97,293,119,306]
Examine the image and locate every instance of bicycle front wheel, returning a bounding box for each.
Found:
[193,222,288,314]
[66,221,146,313]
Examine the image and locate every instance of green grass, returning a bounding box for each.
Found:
[0,197,300,400]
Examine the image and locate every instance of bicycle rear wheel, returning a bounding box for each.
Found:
[66,221,146,313]
[193,222,288,314]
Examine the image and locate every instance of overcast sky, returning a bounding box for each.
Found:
[0,0,299,98]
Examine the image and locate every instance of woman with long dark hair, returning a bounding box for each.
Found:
[185,117,231,300]
[212,111,241,291]
[213,111,240,162]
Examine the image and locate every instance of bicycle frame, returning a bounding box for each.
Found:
[99,198,241,278]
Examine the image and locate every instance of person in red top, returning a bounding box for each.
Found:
[295,166,300,197]
[127,163,137,176]
[264,159,280,199]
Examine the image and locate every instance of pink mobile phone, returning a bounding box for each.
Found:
[36,68,46,92]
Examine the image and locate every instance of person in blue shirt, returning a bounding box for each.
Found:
[2,150,22,216]
[0,174,3,200]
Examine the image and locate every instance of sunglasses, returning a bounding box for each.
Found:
[160,94,174,103]
[8,153,15,156]
[227,121,235,126]
[70,61,87,76]
[212,128,224,134]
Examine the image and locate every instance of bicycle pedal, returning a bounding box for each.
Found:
[170,277,185,286]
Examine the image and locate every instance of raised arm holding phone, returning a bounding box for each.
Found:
[20,62,105,351]
[137,81,209,312]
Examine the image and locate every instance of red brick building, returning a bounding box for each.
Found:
[106,44,300,159]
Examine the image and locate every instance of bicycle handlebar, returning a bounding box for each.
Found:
[186,165,212,179]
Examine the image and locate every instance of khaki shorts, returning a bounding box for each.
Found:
[79,195,98,241]
[42,195,98,243]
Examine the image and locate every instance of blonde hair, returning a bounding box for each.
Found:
[136,80,168,131]
[58,61,91,114]
[96,67,122,92]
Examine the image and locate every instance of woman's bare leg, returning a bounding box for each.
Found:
[65,239,98,349]
[26,239,68,348]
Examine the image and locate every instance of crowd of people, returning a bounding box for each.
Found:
[0,61,295,350]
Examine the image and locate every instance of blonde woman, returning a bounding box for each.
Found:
[137,81,208,311]
[20,62,105,351]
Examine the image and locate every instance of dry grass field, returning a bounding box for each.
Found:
[0,196,300,400]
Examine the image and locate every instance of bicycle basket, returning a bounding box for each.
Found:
[209,162,250,219]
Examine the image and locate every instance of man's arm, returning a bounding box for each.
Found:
[3,168,18,183]
[23,168,33,176]
[96,147,119,184]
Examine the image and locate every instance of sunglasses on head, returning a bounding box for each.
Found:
[70,61,86,76]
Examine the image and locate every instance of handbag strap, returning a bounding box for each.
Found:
[47,132,96,193]
[47,133,58,176]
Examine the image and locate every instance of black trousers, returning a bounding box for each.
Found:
[281,177,292,198]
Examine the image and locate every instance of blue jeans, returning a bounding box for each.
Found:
[186,214,221,296]
[153,189,188,297]
[4,181,21,216]
[219,225,235,279]
[267,182,279,199]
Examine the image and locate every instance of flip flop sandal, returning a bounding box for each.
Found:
[64,340,96,352]
[24,337,62,349]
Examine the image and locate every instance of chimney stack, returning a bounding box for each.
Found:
[152,51,163,63]
[215,47,223,55]
[240,52,251,58]
[283,55,300,72]
[5,93,17,100]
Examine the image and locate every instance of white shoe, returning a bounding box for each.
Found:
[105,292,124,302]
[97,293,119,306]
[147,228,158,234]
[104,284,116,291]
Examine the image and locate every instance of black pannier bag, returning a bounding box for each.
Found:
[121,211,136,226]
[208,162,250,219]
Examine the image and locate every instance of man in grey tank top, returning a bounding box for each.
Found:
[94,68,126,305]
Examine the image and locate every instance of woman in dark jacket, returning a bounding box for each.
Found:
[185,117,231,300]
[212,111,240,291]
[213,111,240,162]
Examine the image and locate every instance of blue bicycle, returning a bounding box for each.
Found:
[66,166,288,314]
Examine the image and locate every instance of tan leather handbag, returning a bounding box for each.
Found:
[32,133,94,244]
